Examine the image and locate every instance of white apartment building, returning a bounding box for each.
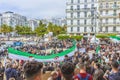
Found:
[66,0,120,34]
[66,0,98,34]
[1,11,27,28]
[41,18,66,26]
[27,19,39,31]
[0,14,2,26]
[98,0,120,33]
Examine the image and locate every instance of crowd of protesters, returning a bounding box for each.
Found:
[13,40,73,56]
[0,38,120,80]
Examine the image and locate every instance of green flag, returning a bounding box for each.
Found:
[96,45,100,54]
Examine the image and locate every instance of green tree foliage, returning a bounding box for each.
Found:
[47,23,66,36]
[58,35,83,40]
[15,25,32,35]
[1,24,13,34]
[58,35,69,40]
[1,21,67,36]
[15,25,23,33]
[35,21,47,36]
[96,33,117,38]
[70,35,83,41]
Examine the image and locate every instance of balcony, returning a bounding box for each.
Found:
[66,8,95,12]
[101,23,120,27]
[66,1,98,5]
[99,15,119,19]
[99,6,120,10]
[67,24,93,27]
[98,0,120,2]
[66,17,91,20]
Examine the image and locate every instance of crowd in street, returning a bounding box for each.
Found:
[14,40,73,56]
[0,38,120,80]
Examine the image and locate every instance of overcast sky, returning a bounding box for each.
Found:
[0,0,66,19]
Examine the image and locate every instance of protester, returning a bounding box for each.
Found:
[74,63,93,80]
[108,61,120,80]
[93,63,104,80]
[5,63,19,80]
[0,62,4,80]
[56,68,62,80]
[61,62,75,80]
[48,71,58,80]
[0,38,120,80]
[23,61,43,80]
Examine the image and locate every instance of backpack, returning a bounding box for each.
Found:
[8,68,18,79]
[109,71,120,80]
[77,74,90,80]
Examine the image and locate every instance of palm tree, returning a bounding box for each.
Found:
[35,21,47,36]
[47,22,54,32]
[1,24,13,40]
[1,24,13,34]
[15,25,22,33]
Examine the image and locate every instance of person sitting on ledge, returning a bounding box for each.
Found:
[24,61,43,80]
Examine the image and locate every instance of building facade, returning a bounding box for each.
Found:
[1,11,27,28]
[27,19,39,31]
[0,14,2,26]
[66,0,120,34]
[66,0,98,34]
[41,18,66,26]
[98,0,120,33]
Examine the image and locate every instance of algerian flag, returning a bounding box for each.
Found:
[96,45,100,54]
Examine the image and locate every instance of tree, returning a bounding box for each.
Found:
[15,25,23,33]
[23,26,32,33]
[35,21,47,36]
[15,25,33,35]
[1,24,13,34]
[47,22,53,32]
[47,23,67,36]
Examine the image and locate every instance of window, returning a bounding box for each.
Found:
[85,0,87,3]
[91,20,94,24]
[113,18,116,24]
[77,5,80,10]
[71,13,73,18]
[84,12,87,17]
[91,0,94,2]
[71,6,73,10]
[78,0,80,3]
[113,10,117,16]
[106,18,108,24]
[71,20,73,25]
[71,27,73,32]
[84,20,87,24]
[84,27,87,32]
[114,2,117,7]
[100,27,102,32]
[77,20,80,25]
[100,11,103,14]
[71,0,74,3]
[113,27,116,32]
[106,10,108,14]
[91,4,94,8]
[106,3,109,8]
[77,12,80,18]
[85,5,87,8]
[91,27,94,32]
[106,27,108,32]
[77,27,80,32]
[100,3,103,8]
[91,11,94,16]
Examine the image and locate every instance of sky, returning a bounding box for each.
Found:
[0,0,66,19]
